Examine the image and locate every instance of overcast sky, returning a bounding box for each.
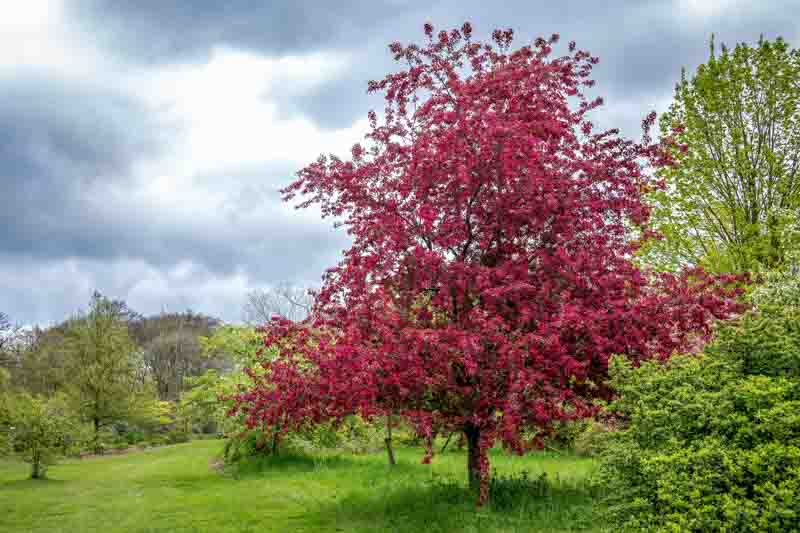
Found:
[1,0,796,325]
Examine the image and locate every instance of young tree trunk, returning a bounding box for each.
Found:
[93,417,102,455]
[440,432,454,454]
[385,414,396,466]
[464,424,481,491]
[30,446,42,479]
[271,430,280,456]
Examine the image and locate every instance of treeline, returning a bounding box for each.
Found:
[0,285,311,477]
[1,298,224,402]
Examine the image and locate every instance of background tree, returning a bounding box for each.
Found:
[0,312,22,369]
[0,367,12,454]
[243,282,313,324]
[235,24,743,503]
[643,35,800,273]
[63,292,140,453]
[178,325,261,435]
[8,393,74,479]
[12,326,69,396]
[0,312,11,349]
[130,311,222,401]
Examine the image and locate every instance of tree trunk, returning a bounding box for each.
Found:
[464,424,481,491]
[93,417,101,454]
[271,429,280,456]
[31,446,42,479]
[385,414,396,466]
[440,432,454,454]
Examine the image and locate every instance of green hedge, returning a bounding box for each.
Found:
[595,296,800,531]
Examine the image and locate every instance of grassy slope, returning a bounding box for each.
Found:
[0,440,598,532]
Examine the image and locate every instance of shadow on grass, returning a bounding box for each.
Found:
[309,470,599,532]
[0,478,68,490]
[226,451,417,479]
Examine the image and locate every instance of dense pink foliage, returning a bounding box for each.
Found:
[233,24,743,503]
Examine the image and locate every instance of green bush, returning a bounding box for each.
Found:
[287,416,384,455]
[223,430,273,463]
[595,294,800,531]
[9,394,76,478]
[165,430,190,444]
[124,430,146,445]
[571,421,613,457]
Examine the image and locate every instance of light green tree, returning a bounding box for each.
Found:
[179,325,263,435]
[9,393,75,479]
[643,35,800,273]
[63,292,139,453]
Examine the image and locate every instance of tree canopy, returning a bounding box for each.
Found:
[63,292,140,452]
[234,24,743,503]
[643,35,800,273]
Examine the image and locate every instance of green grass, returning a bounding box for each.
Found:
[0,440,599,532]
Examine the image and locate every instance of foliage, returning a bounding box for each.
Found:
[643,36,800,273]
[179,325,266,437]
[222,429,275,463]
[198,325,262,369]
[62,292,141,453]
[285,416,385,456]
[750,269,800,309]
[571,421,613,457]
[130,311,223,401]
[595,281,800,531]
[9,326,69,396]
[0,368,13,454]
[8,393,75,479]
[234,23,743,503]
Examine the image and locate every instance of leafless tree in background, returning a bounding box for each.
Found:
[0,312,24,370]
[0,312,10,348]
[130,310,224,401]
[243,282,313,324]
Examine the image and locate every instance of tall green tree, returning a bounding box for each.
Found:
[644,35,800,273]
[63,292,139,453]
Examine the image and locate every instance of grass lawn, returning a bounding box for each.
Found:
[0,440,599,532]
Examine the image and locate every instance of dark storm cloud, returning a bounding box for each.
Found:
[0,75,167,258]
[71,0,422,64]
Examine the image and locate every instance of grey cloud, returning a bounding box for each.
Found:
[0,76,168,256]
[71,0,422,64]
[0,75,349,324]
[273,0,800,134]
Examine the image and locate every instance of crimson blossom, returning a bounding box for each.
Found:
[233,23,743,503]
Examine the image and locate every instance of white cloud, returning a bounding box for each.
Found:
[135,46,368,175]
[0,0,109,78]
[674,0,744,21]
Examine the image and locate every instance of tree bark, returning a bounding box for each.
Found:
[93,417,102,455]
[464,424,481,491]
[31,446,42,479]
[440,432,454,454]
[385,414,396,466]
[271,430,280,456]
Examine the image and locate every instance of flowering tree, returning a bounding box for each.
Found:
[234,24,743,503]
